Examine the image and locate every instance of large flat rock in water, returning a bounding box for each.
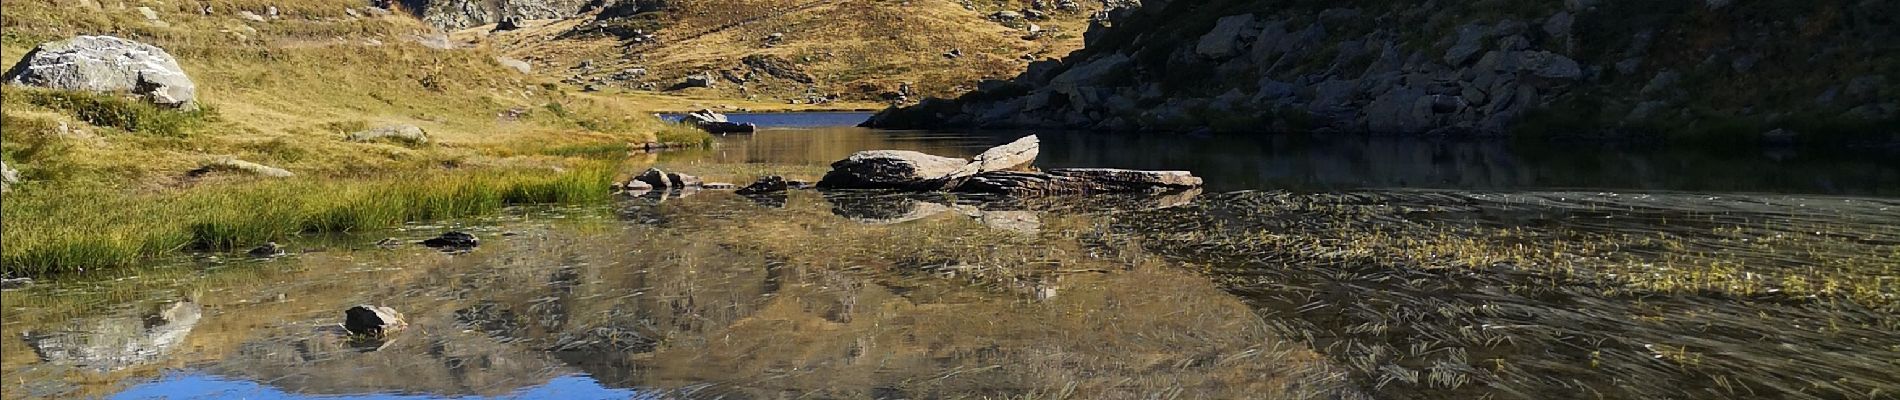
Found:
[943,135,1040,180]
[818,150,969,190]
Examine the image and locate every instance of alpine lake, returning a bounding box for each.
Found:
[4,112,1896,400]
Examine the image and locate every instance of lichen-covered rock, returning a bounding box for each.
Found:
[1,161,18,192]
[407,0,596,30]
[190,158,293,178]
[346,125,428,145]
[941,135,1040,182]
[817,150,969,190]
[4,36,197,109]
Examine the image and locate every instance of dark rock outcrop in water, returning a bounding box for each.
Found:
[818,135,1202,195]
[958,168,1202,195]
[344,305,408,336]
[865,0,1900,143]
[247,242,286,258]
[736,176,790,195]
[422,231,480,248]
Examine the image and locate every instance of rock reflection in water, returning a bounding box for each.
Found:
[6,190,1358,399]
[23,300,201,372]
[823,189,1203,235]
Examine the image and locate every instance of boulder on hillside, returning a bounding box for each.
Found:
[1196,14,1255,59]
[3,36,198,109]
[677,74,714,89]
[346,125,429,145]
[1,161,18,192]
[496,57,533,74]
[817,150,970,190]
[189,158,293,178]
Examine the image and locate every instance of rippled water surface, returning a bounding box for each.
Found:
[3,114,1896,399]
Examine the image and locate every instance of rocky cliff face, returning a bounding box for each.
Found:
[396,0,600,30]
[867,0,1899,144]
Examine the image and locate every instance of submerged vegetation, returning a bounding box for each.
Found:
[1110,190,1900,399]
[0,165,615,276]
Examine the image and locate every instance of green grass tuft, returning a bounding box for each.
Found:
[0,164,617,276]
[14,88,213,137]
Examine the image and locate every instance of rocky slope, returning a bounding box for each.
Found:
[865,0,1900,145]
[455,0,1103,104]
[388,0,600,29]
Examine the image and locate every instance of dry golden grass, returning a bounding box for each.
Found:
[0,0,710,189]
[472,0,1097,102]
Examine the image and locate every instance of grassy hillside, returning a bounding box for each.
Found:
[470,0,1098,103]
[0,0,722,274]
[0,0,709,187]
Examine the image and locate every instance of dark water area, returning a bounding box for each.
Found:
[659,111,877,128]
[4,112,1897,399]
[666,113,1899,196]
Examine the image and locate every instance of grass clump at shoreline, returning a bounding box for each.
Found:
[0,164,616,276]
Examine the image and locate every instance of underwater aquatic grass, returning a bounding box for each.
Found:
[0,164,616,276]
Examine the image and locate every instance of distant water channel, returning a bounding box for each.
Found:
[4,112,1895,399]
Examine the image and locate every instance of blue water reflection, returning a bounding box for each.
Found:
[112,373,655,400]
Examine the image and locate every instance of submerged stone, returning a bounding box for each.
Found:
[247,242,285,258]
[421,231,479,248]
[343,305,406,336]
[736,176,790,195]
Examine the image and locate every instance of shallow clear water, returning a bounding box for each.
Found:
[4,114,1897,399]
[668,113,1899,195]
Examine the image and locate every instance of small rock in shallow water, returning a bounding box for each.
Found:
[421,231,478,248]
[737,176,790,194]
[667,172,703,188]
[0,277,33,290]
[343,305,406,336]
[247,242,285,258]
[636,168,672,188]
[702,182,738,190]
[623,178,654,191]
